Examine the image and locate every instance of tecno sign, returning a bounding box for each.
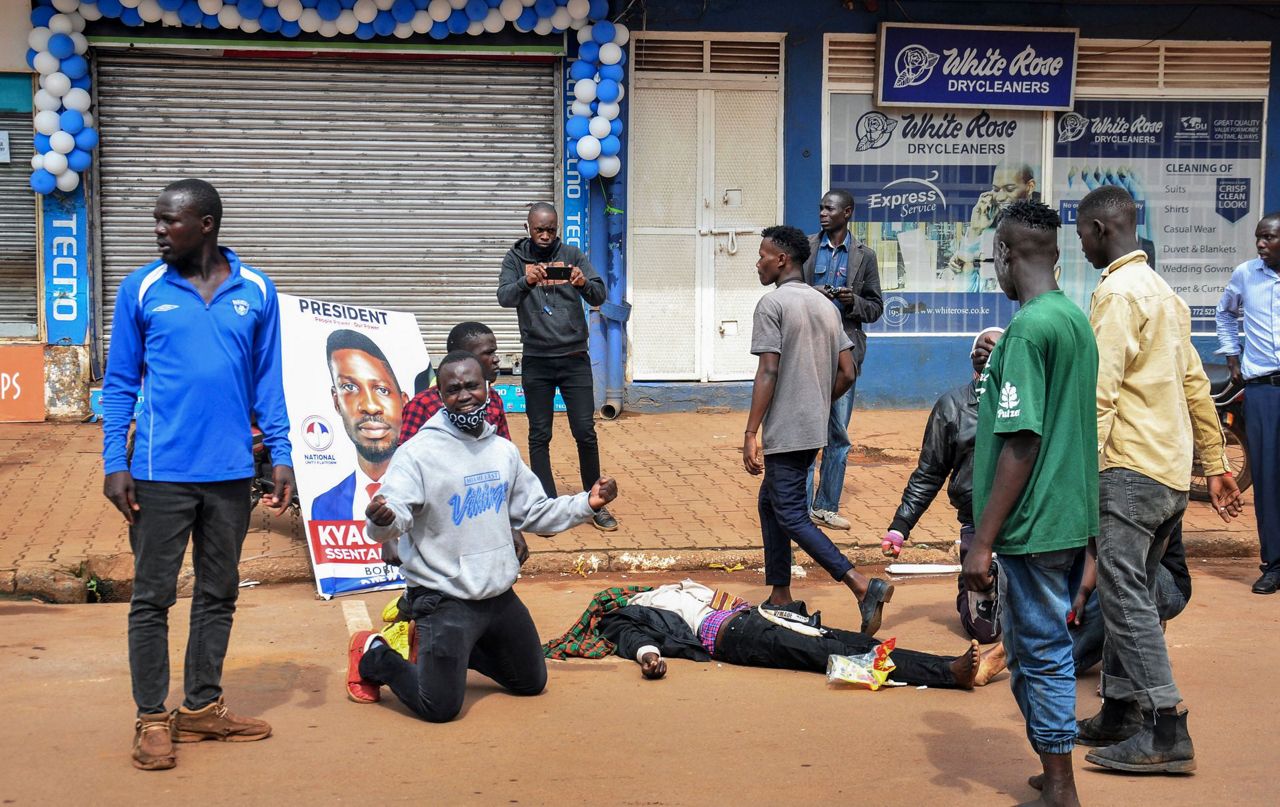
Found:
[877,23,1078,111]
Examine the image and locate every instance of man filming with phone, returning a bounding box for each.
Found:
[497,202,617,531]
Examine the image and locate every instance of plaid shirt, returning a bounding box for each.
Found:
[542,585,652,659]
[697,604,751,656]
[398,386,510,445]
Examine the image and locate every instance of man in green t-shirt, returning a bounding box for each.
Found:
[963,200,1099,807]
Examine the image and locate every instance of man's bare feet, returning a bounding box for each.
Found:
[1028,773,1044,790]
[974,642,1007,686]
[949,640,981,689]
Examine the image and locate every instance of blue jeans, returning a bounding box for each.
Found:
[806,378,858,513]
[761,448,855,586]
[997,549,1081,755]
[1244,383,1280,573]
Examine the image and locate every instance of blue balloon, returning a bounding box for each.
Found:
[599,63,623,82]
[555,0,568,5]
[446,9,468,33]
[31,7,57,27]
[415,0,430,9]
[609,118,622,137]
[281,20,301,36]
[515,8,536,29]
[225,0,240,5]
[486,0,502,6]
[340,0,357,8]
[71,74,92,90]
[355,21,375,39]
[392,0,416,23]
[99,0,125,15]
[577,159,599,180]
[61,55,89,80]
[47,33,75,59]
[591,20,614,44]
[464,0,487,22]
[568,59,596,81]
[31,170,57,195]
[67,148,93,173]
[259,7,282,31]
[566,115,590,139]
[238,0,263,19]
[158,0,184,11]
[533,0,555,17]
[302,0,319,7]
[599,134,620,156]
[203,13,220,27]
[589,100,598,113]
[587,0,608,19]
[34,134,51,154]
[429,20,449,39]
[74,127,99,151]
[372,11,395,35]
[178,1,204,26]
[121,8,143,25]
[617,48,627,66]
[317,0,341,20]
[578,41,599,63]
[595,78,619,102]
[59,109,85,135]
[566,137,577,154]
[25,49,37,70]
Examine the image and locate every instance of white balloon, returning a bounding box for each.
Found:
[572,78,597,102]
[63,87,92,112]
[482,8,504,33]
[44,151,70,176]
[240,18,261,32]
[499,0,522,21]
[277,0,303,22]
[576,135,601,161]
[570,16,585,29]
[79,4,103,23]
[375,0,395,9]
[550,7,570,28]
[576,24,593,44]
[34,52,62,76]
[521,0,536,5]
[598,155,621,177]
[448,0,467,8]
[82,112,94,128]
[336,9,358,34]
[35,90,62,112]
[35,111,62,136]
[427,0,451,22]
[71,32,89,55]
[390,21,409,37]
[51,131,76,154]
[218,5,241,27]
[319,20,339,36]
[596,101,619,120]
[120,0,142,7]
[28,28,52,52]
[599,42,622,65]
[533,16,552,35]
[263,0,279,6]
[53,0,81,11]
[299,8,321,31]
[615,83,624,102]
[570,100,592,118]
[138,0,163,23]
[31,153,45,171]
[567,0,589,19]
[353,0,377,24]
[588,115,610,139]
[466,19,482,35]
[161,10,181,26]
[72,14,88,33]
[411,10,432,33]
[42,72,72,97]
[612,23,629,45]
[198,0,222,13]
[57,170,81,192]
[48,14,75,34]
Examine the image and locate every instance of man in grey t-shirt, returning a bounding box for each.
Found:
[743,226,896,635]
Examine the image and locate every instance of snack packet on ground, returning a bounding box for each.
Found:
[380,594,415,661]
[826,638,897,690]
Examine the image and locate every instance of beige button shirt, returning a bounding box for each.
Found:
[1090,250,1227,491]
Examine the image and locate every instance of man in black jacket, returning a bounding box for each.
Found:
[497,203,616,530]
[802,190,884,531]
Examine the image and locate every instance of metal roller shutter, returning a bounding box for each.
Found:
[95,50,556,359]
[0,110,39,338]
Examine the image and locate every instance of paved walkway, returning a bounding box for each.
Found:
[0,410,1258,598]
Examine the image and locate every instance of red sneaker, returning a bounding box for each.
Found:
[347,631,382,704]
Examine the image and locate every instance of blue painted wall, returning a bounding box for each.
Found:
[0,73,33,112]
[636,0,1278,407]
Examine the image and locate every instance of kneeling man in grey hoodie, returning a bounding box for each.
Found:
[345,350,618,722]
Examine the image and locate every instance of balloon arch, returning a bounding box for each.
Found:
[24,0,629,194]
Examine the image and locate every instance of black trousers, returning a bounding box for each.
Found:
[714,611,959,689]
[522,352,601,496]
[360,587,547,723]
[128,479,251,716]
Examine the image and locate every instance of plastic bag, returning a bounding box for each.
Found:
[826,638,897,690]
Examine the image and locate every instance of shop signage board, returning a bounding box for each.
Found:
[278,293,431,599]
[0,344,45,422]
[877,23,1078,111]
[41,183,91,346]
[1052,99,1266,331]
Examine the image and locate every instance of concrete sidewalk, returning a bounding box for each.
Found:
[0,410,1259,600]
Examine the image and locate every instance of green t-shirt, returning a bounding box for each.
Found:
[973,290,1099,555]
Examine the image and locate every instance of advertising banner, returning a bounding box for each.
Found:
[829,93,1043,334]
[1052,99,1265,331]
[0,344,45,422]
[279,293,431,599]
[878,23,1077,111]
[41,183,91,346]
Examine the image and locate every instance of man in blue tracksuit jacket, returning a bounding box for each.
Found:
[101,179,295,772]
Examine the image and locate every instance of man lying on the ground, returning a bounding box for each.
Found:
[343,351,618,723]
[579,580,1005,689]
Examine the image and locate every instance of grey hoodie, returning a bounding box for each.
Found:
[367,411,596,600]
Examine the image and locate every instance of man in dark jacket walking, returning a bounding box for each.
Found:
[802,190,884,531]
[497,203,616,530]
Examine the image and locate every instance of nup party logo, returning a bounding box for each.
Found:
[866,170,947,218]
[301,415,335,451]
[894,44,941,88]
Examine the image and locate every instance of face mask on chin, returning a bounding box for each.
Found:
[446,382,489,434]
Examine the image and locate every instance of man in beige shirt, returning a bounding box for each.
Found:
[1070,185,1241,776]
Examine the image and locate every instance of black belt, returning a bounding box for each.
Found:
[1246,372,1280,386]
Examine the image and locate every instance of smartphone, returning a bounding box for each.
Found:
[543,263,572,282]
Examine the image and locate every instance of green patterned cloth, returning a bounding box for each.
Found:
[542,585,652,659]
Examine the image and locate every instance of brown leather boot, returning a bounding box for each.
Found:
[172,698,272,743]
[132,712,176,770]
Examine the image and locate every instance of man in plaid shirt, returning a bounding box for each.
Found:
[399,322,511,445]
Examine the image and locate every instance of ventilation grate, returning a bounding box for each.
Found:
[634,35,782,77]
[1077,40,1270,92]
[825,35,876,89]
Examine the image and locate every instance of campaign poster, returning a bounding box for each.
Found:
[1052,99,1265,330]
[829,93,1043,334]
[279,293,431,599]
